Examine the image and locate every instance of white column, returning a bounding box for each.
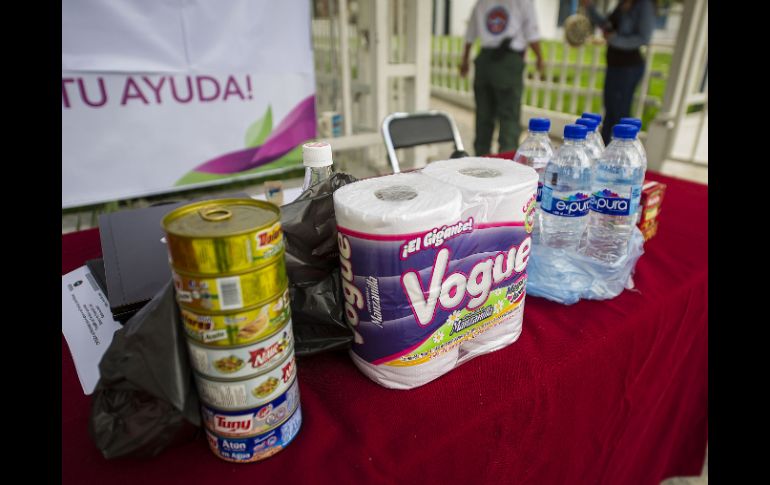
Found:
[373,0,389,128]
[645,0,705,171]
[338,0,353,136]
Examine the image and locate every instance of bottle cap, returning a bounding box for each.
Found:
[564,124,588,140]
[581,112,602,123]
[575,118,598,132]
[528,118,550,132]
[619,117,642,129]
[302,141,333,167]
[613,124,637,140]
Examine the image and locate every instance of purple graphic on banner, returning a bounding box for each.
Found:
[192,95,316,174]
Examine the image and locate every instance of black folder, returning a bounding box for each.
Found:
[98,194,249,322]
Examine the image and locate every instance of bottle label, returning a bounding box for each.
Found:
[536,182,543,202]
[590,185,642,216]
[540,186,591,217]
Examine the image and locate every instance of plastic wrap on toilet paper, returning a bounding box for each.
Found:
[333,161,538,389]
[422,158,537,355]
[526,226,645,305]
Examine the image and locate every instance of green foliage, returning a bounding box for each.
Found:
[244,106,273,148]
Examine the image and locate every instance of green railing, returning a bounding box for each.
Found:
[431,36,672,130]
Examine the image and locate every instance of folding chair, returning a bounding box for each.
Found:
[381,111,467,173]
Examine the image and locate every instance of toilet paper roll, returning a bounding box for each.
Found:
[334,172,466,389]
[333,172,463,234]
[421,157,538,224]
[459,301,525,358]
[424,158,537,353]
[349,345,460,390]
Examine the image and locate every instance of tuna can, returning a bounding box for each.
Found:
[186,322,294,379]
[173,257,288,312]
[162,198,284,275]
[201,377,301,438]
[181,287,291,347]
[204,405,302,463]
[195,353,297,410]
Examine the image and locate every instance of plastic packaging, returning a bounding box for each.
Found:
[527,225,644,305]
[280,172,358,355]
[333,158,538,389]
[89,281,201,458]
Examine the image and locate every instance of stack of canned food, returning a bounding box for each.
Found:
[162,198,302,463]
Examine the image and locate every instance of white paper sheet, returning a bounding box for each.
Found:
[252,186,304,205]
[61,265,123,395]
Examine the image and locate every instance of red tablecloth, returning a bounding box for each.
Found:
[62,169,708,485]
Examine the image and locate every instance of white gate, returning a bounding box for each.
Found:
[646,0,708,172]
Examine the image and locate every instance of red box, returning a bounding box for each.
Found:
[637,180,666,240]
[639,218,659,241]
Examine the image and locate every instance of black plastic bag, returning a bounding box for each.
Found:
[89,281,201,459]
[88,174,356,458]
[281,172,357,355]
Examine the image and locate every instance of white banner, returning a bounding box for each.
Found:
[62,0,316,208]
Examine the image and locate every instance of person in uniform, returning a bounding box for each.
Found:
[460,0,545,155]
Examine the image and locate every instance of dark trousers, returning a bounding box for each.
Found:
[602,64,645,144]
[473,49,525,156]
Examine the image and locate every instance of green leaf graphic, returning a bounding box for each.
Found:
[244,105,273,148]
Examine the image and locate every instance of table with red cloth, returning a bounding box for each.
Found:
[62,167,708,484]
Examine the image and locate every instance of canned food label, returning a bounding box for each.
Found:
[205,406,302,463]
[173,262,287,312]
[201,378,300,437]
[255,222,284,259]
[201,330,228,343]
[163,199,284,275]
[181,289,292,347]
[188,346,209,373]
[197,382,249,409]
[186,324,294,379]
[216,276,243,310]
[196,354,297,409]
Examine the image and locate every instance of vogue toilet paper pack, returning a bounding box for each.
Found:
[333,161,538,389]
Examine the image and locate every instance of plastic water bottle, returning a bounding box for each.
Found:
[539,124,593,250]
[575,118,603,165]
[302,141,334,191]
[618,118,648,225]
[619,117,647,171]
[513,118,555,237]
[580,117,605,151]
[582,112,603,133]
[584,124,645,263]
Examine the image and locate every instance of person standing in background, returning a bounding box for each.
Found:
[581,0,656,144]
[459,0,545,156]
